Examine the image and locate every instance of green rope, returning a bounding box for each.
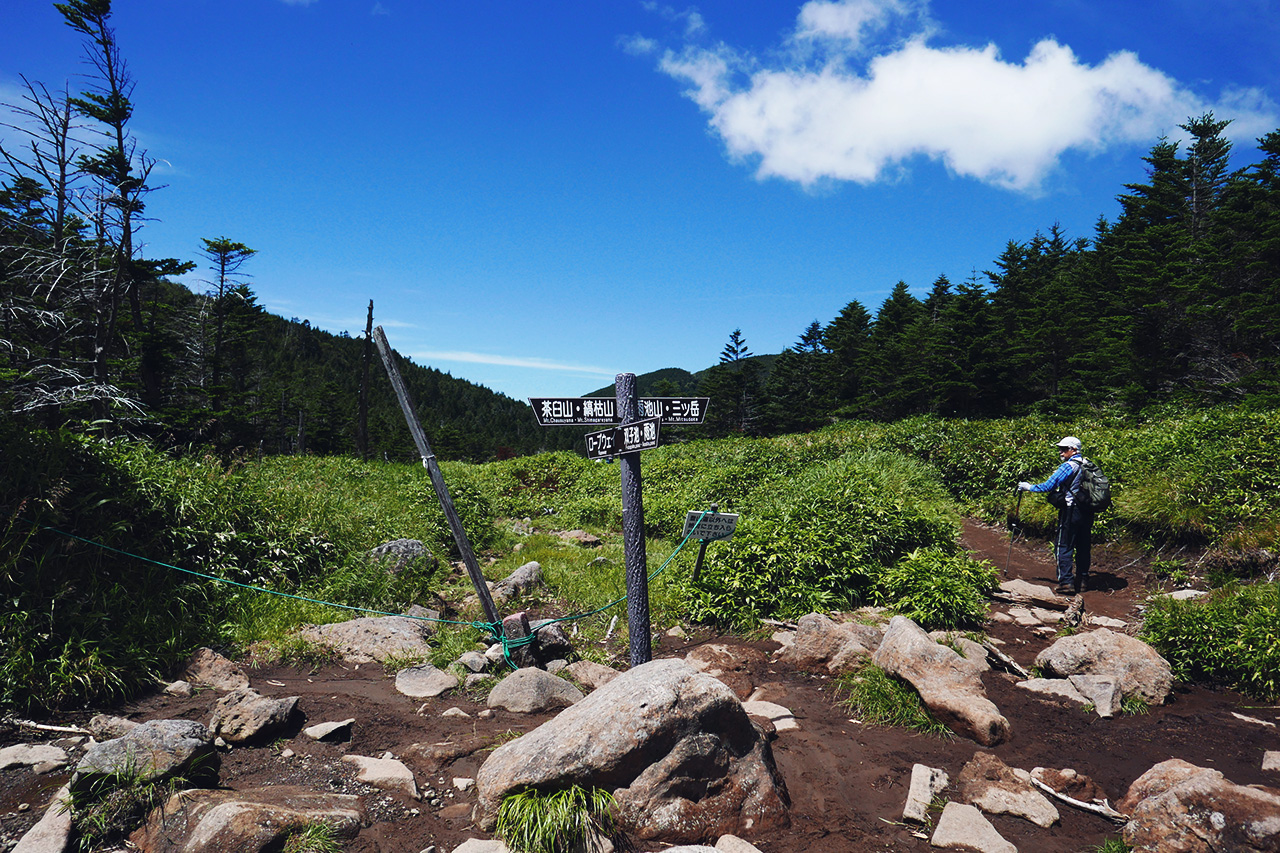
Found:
[21,508,716,669]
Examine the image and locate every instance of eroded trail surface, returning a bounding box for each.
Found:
[4,521,1278,853]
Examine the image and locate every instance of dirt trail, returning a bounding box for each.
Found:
[4,520,1279,853]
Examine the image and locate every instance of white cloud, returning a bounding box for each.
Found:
[411,350,617,376]
[371,3,390,15]
[652,0,1278,192]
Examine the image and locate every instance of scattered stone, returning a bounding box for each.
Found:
[501,612,537,669]
[395,664,459,699]
[442,707,471,718]
[453,841,511,853]
[1158,589,1208,601]
[777,612,883,674]
[903,764,949,824]
[453,777,475,792]
[930,801,1016,853]
[164,680,194,697]
[486,667,584,713]
[1069,675,1122,718]
[557,529,602,547]
[1265,752,1280,772]
[1086,615,1127,629]
[1016,678,1089,706]
[564,660,621,691]
[956,751,1059,828]
[209,688,300,744]
[474,658,790,843]
[0,744,69,773]
[1034,628,1174,706]
[529,619,574,663]
[73,720,219,795]
[871,616,1010,746]
[11,784,71,853]
[183,648,250,691]
[996,579,1070,610]
[1119,758,1280,852]
[1230,712,1277,728]
[341,754,419,799]
[129,787,363,853]
[545,658,569,673]
[456,651,490,672]
[297,613,435,665]
[715,834,764,853]
[492,561,542,601]
[742,700,798,732]
[303,718,355,741]
[466,674,498,690]
[369,538,435,573]
[1031,767,1111,805]
[87,714,138,740]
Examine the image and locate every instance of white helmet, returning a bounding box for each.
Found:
[1056,436,1081,450]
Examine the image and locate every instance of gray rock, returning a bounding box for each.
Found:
[0,744,69,773]
[1264,751,1280,772]
[777,613,882,674]
[164,680,194,697]
[1034,628,1174,706]
[87,714,138,740]
[303,718,355,741]
[1119,759,1280,853]
[997,578,1069,610]
[457,651,491,672]
[341,754,419,799]
[452,841,511,853]
[486,667,584,713]
[564,660,621,691]
[129,786,363,853]
[956,751,1059,828]
[182,648,249,691]
[903,764,949,823]
[493,561,542,599]
[208,688,300,744]
[741,700,798,732]
[501,611,537,669]
[466,673,498,690]
[930,801,1016,852]
[529,618,574,663]
[1015,678,1090,705]
[557,529,602,547]
[73,720,218,795]
[395,663,459,698]
[871,616,1010,746]
[714,836,764,853]
[12,785,71,853]
[297,613,435,665]
[474,658,789,843]
[1069,675,1122,718]
[369,538,435,573]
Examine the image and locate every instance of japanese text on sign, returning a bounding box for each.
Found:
[682,510,739,542]
[584,416,661,460]
[530,397,708,426]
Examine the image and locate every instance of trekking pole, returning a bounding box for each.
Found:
[1004,488,1024,578]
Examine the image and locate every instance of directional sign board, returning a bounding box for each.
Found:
[682,510,739,542]
[585,415,661,460]
[530,397,708,427]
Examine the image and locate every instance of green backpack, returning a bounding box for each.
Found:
[1047,456,1112,513]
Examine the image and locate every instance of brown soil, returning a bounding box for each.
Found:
[4,520,1280,853]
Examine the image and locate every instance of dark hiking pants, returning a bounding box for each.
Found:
[1055,504,1094,588]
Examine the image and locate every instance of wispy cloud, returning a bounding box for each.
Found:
[371,3,390,15]
[280,0,319,6]
[647,0,1278,192]
[411,350,617,376]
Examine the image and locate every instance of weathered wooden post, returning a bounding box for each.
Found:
[615,373,651,666]
[372,326,503,634]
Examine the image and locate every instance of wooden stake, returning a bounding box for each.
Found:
[372,326,502,634]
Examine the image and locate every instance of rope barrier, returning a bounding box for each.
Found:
[18,509,715,669]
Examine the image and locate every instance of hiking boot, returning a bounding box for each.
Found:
[1072,580,1083,595]
[1055,583,1074,596]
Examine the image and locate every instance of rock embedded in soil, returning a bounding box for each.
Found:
[208,688,300,744]
[485,666,583,712]
[955,750,1059,828]
[73,719,219,793]
[930,801,1016,853]
[1033,628,1173,706]
[871,616,1011,746]
[474,658,790,843]
[395,663,459,698]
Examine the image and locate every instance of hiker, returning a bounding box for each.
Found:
[1018,436,1093,595]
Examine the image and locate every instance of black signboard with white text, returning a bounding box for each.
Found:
[529,397,708,427]
[584,416,661,460]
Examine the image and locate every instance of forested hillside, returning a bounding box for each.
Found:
[3,0,1279,459]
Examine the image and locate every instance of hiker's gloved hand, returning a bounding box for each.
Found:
[1017,482,1032,491]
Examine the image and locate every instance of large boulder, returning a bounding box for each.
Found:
[1033,628,1174,705]
[72,720,219,796]
[182,648,249,691]
[130,787,364,853]
[368,538,435,574]
[777,613,882,674]
[1118,759,1280,852]
[474,658,790,843]
[871,616,1010,746]
[296,612,435,665]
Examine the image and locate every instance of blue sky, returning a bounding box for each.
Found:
[4,0,1278,401]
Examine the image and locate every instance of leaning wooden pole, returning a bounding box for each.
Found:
[372,326,503,634]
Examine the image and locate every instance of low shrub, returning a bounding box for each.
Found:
[875,548,997,630]
[1140,581,1280,701]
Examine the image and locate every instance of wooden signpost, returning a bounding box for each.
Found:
[372,327,503,635]
[530,380,707,667]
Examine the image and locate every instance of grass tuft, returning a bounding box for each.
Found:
[835,662,953,738]
[496,785,618,853]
